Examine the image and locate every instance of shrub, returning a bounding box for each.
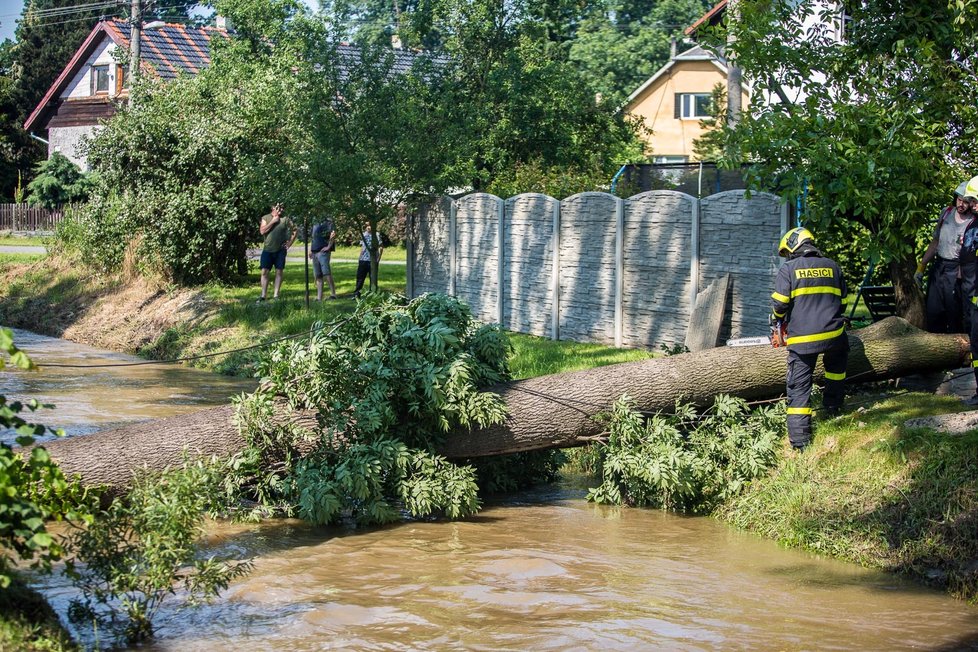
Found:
[585,394,785,513]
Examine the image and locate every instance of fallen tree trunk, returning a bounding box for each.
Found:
[37,318,969,493]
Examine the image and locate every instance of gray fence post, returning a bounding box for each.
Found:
[551,199,561,341]
[690,197,701,311]
[497,198,505,325]
[449,200,457,297]
[405,209,414,298]
[614,197,624,348]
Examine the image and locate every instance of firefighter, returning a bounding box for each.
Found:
[770,227,849,451]
[962,176,978,405]
[915,180,978,334]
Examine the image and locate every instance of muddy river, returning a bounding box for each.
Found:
[4,329,978,650]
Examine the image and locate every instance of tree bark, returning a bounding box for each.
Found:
[890,255,926,328]
[36,318,969,494]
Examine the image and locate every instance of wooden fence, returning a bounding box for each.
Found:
[0,203,64,231]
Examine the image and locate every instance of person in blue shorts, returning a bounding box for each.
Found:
[309,216,337,300]
[257,203,296,302]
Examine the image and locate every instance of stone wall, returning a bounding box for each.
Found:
[409,190,788,349]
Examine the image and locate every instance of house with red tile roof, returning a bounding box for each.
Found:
[24,18,228,169]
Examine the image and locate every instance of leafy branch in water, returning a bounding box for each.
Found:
[231,293,514,525]
[584,395,785,513]
[0,327,91,589]
[65,460,253,644]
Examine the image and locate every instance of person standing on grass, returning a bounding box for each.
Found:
[309,216,337,301]
[770,227,848,452]
[353,221,383,299]
[257,203,297,302]
[915,180,978,334]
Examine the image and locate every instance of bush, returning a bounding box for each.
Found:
[584,395,785,513]
[65,460,252,644]
[0,328,85,588]
[25,153,93,210]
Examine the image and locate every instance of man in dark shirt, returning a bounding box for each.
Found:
[308,217,337,301]
[771,227,848,451]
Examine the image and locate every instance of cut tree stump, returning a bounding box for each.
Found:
[34,317,970,494]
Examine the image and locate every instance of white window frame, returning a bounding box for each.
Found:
[679,92,712,120]
[91,64,110,95]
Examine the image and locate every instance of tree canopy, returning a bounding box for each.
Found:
[68,0,645,286]
[701,0,978,321]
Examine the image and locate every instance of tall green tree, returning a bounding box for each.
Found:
[568,0,713,106]
[0,39,41,201]
[703,0,978,324]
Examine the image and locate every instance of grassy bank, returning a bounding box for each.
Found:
[0,252,651,378]
[716,390,978,601]
[0,575,78,651]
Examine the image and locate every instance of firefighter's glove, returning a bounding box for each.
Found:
[914,262,925,289]
[769,315,786,348]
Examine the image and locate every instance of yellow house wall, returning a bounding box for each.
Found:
[626,59,750,161]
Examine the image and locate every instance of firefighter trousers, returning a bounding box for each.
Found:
[786,344,848,449]
[926,259,965,333]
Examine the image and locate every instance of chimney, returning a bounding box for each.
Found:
[215,15,228,30]
[670,38,677,59]
[391,34,403,49]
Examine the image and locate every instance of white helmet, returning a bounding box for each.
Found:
[965,176,978,202]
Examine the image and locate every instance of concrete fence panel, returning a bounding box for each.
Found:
[503,193,557,337]
[699,190,786,341]
[410,196,453,297]
[455,193,503,325]
[558,192,620,344]
[621,190,696,349]
[409,189,786,350]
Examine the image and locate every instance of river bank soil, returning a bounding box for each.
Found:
[0,257,211,354]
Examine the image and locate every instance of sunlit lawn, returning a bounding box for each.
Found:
[0,236,49,247]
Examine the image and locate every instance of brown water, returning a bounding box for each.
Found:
[7,330,978,651]
[0,328,255,444]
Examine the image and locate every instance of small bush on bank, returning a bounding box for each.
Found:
[582,395,785,513]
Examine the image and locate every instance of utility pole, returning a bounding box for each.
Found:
[726,0,742,127]
[129,0,141,83]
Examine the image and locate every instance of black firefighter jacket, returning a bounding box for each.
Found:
[771,250,848,355]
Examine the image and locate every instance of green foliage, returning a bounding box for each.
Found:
[0,328,85,589]
[568,0,713,107]
[25,153,92,210]
[82,17,319,283]
[65,460,253,644]
[232,293,512,525]
[585,395,784,513]
[706,0,978,288]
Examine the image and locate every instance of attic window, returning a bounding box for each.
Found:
[675,92,712,119]
[91,64,110,95]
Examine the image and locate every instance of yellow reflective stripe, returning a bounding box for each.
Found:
[786,325,846,346]
[773,310,786,318]
[972,359,978,368]
[790,286,842,298]
[973,296,977,306]
[772,291,790,304]
[824,371,846,381]
[786,407,813,415]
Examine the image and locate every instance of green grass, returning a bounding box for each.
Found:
[716,390,978,601]
[0,253,46,266]
[0,236,49,247]
[0,574,79,651]
[509,333,654,379]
